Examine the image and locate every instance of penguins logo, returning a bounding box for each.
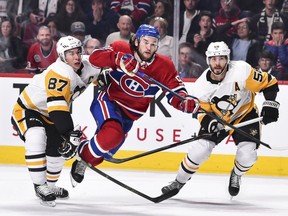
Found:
[211,94,238,117]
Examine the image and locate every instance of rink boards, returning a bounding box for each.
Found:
[0,75,287,176]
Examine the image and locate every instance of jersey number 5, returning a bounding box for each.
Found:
[253,70,263,82]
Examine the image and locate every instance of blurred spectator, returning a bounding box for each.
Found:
[105,15,133,46]
[214,0,247,38]
[235,0,263,14]
[7,0,32,25]
[83,37,101,54]
[77,0,93,14]
[0,0,8,21]
[20,1,60,46]
[145,0,173,36]
[0,17,27,73]
[250,0,288,48]
[44,16,65,41]
[26,26,58,74]
[110,0,153,29]
[229,19,261,67]
[264,21,288,80]
[86,0,118,45]
[197,0,220,14]
[178,42,204,78]
[281,0,288,16]
[70,21,91,43]
[29,0,60,22]
[256,49,280,78]
[179,0,201,44]
[54,0,86,35]
[218,18,261,67]
[187,10,218,58]
[150,17,174,58]
[20,9,46,50]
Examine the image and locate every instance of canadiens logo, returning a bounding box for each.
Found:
[119,75,149,97]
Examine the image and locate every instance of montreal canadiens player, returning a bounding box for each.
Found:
[70,24,200,187]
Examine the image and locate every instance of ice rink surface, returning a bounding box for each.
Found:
[0,165,287,216]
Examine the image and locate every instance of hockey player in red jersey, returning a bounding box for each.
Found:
[70,24,200,187]
[161,41,280,198]
[11,36,101,207]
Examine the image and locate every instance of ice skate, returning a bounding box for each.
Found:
[161,179,185,195]
[34,183,56,207]
[70,159,87,187]
[228,170,241,198]
[50,185,69,199]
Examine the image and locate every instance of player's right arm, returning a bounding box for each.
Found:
[45,70,74,136]
[89,46,118,69]
[89,41,133,70]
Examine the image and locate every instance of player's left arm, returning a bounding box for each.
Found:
[246,67,280,125]
[89,46,118,69]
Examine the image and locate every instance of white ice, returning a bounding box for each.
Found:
[0,165,287,216]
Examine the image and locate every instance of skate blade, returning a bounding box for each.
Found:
[70,174,78,188]
[56,196,69,200]
[40,200,56,207]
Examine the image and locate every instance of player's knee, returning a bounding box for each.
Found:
[236,141,258,167]
[79,140,104,166]
[24,127,47,154]
[187,139,215,165]
[97,120,124,151]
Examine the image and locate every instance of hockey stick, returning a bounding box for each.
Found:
[105,133,212,164]
[105,117,263,164]
[86,162,178,203]
[223,116,263,130]
[136,71,272,149]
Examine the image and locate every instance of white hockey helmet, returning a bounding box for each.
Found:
[205,41,230,65]
[57,36,83,63]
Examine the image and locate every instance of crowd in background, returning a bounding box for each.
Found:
[0,0,288,80]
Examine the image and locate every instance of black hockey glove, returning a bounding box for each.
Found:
[97,68,111,90]
[58,126,82,160]
[201,115,224,133]
[260,100,280,125]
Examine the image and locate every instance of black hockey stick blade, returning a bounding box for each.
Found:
[87,164,178,203]
[105,133,213,164]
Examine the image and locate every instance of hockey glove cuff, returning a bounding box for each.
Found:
[260,100,280,125]
[179,95,200,114]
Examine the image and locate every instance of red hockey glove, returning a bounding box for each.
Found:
[115,52,139,76]
[180,96,200,114]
